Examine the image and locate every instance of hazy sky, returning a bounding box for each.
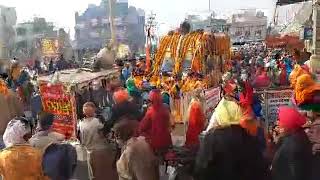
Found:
[1,0,276,36]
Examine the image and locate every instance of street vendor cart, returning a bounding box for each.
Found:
[37,68,119,179]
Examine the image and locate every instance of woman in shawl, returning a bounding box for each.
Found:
[271,106,312,180]
[0,117,49,180]
[252,69,271,88]
[115,119,159,180]
[197,79,269,180]
[194,97,268,180]
[185,97,205,147]
[139,89,172,153]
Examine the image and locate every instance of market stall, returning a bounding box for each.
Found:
[37,68,119,138]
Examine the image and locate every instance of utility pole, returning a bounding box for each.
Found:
[108,0,117,50]
[209,0,211,11]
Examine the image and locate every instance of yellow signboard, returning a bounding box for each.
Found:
[41,39,58,55]
[117,44,130,58]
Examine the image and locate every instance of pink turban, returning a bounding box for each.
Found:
[278,106,306,131]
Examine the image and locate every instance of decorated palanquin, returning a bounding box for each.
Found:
[133,30,231,122]
[141,31,230,90]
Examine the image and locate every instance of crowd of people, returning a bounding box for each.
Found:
[0,43,319,180]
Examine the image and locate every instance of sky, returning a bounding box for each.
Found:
[1,0,277,37]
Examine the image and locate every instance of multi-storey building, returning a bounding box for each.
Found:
[228,9,268,43]
[15,17,72,60]
[14,17,58,59]
[74,0,145,56]
[0,5,17,59]
[186,14,229,33]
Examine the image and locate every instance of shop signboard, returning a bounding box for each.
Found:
[204,87,221,119]
[265,89,293,123]
[39,83,76,138]
[303,27,313,40]
[41,38,59,56]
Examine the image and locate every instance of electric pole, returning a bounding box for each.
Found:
[108,0,117,50]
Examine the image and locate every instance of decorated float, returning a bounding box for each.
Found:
[133,27,231,122]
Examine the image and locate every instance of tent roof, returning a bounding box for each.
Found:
[38,69,118,87]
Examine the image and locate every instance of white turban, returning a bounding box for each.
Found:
[3,118,31,147]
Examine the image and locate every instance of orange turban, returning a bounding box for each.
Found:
[289,65,309,89]
[294,74,320,104]
[113,89,129,104]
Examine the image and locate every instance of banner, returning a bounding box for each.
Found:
[265,89,293,123]
[39,83,76,138]
[204,87,221,119]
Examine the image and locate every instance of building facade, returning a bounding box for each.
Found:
[15,18,56,59]
[15,17,72,60]
[229,9,268,43]
[74,0,145,55]
[0,5,17,59]
[186,14,228,33]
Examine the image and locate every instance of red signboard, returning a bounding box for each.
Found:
[40,84,72,115]
[39,83,76,138]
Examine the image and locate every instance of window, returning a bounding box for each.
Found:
[245,31,250,37]
[17,28,27,36]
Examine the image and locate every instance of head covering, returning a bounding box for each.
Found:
[215,98,243,127]
[113,89,129,104]
[289,65,309,88]
[3,117,31,147]
[223,81,237,95]
[149,89,162,106]
[278,106,306,131]
[294,74,320,104]
[126,78,140,97]
[162,92,170,106]
[253,71,270,88]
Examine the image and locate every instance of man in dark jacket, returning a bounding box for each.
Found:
[271,106,312,180]
[102,89,141,135]
[194,125,268,180]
